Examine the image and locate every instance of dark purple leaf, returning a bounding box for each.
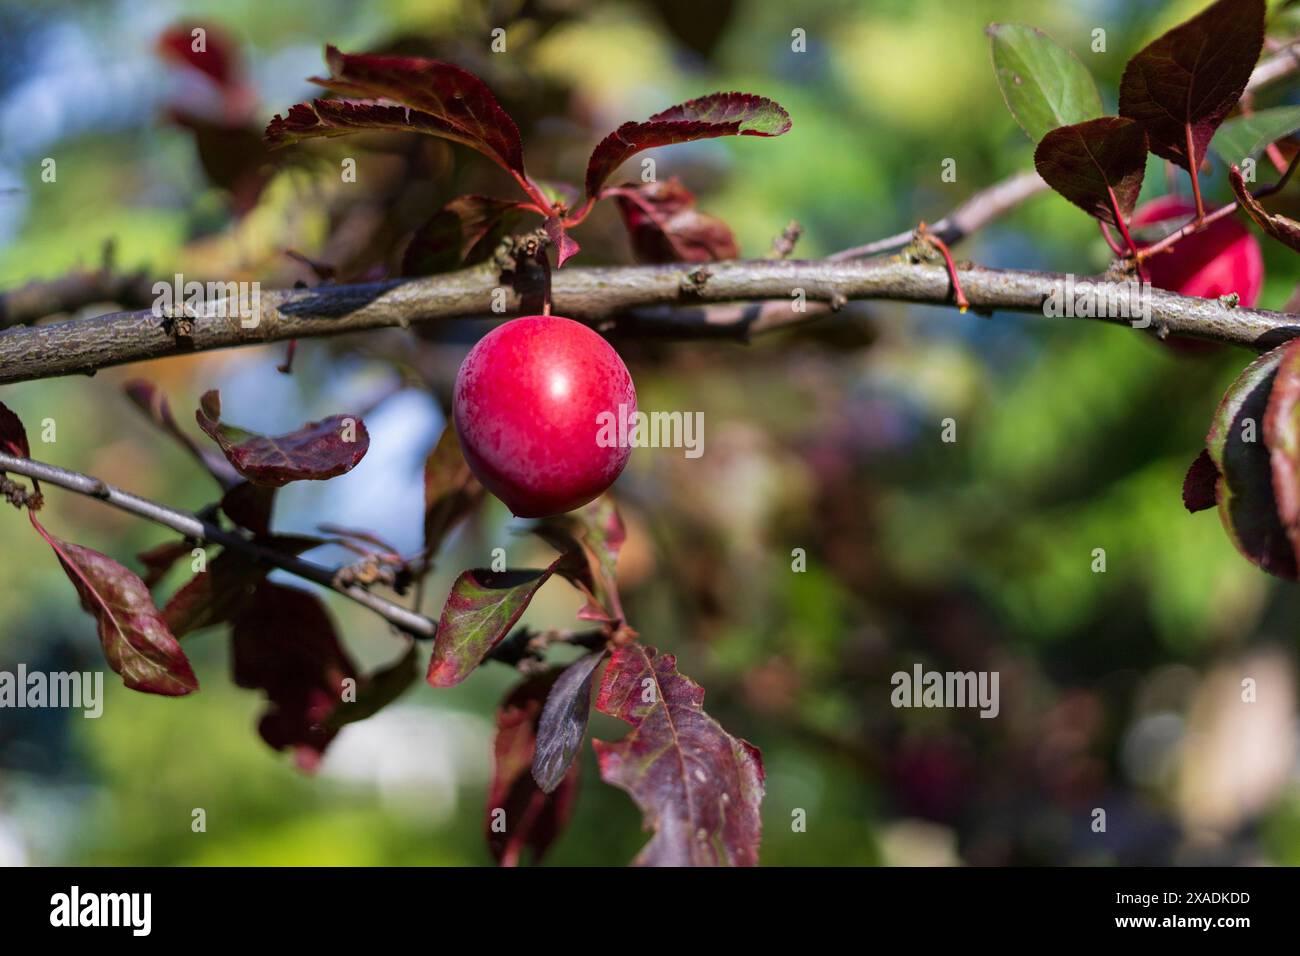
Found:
[532,650,607,794]
[322,644,418,732]
[137,539,194,589]
[402,195,526,277]
[163,536,319,637]
[166,115,272,214]
[1265,338,1300,565]
[266,46,527,182]
[0,399,30,458]
[33,516,197,696]
[1182,449,1219,513]
[220,481,276,537]
[612,178,739,263]
[1230,165,1300,252]
[196,389,369,487]
[487,673,579,866]
[593,643,764,866]
[1118,0,1266,173]
[584,92,791,200]
[1205,345,1295,578]
[426,550,581,688]
[1033,117,1147,225]
[231,582,358,771]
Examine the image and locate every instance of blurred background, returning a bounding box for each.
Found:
[1,0,1299,866]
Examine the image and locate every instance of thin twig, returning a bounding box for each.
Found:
[829,170,1048,260]
[0,450,437,639]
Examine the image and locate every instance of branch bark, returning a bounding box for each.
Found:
[2,257,1297,386]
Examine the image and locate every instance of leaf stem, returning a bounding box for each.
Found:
[1185,124,1206,223]
[919,225,969,313]
[1098,221,1124,257]
[536,246,553,316]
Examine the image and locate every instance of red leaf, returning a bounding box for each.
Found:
[266,47,528,187]
[426,550,581,688]
[543,216,580,267]
[487,673,580,866]
[593,643,764,866]
[1182,449,1219,514]
[33,516,198,696]
[1118,0,1266,173]
[195,390,369,487]
[231,582,358,771]
[611,178,739,263]
[1033,117,1147,226]
[1229,165,1300,252]
[1265,338,1300,566]
[532,651,606,793]
[584,92,791,200]
[157,23,243,91]
[402,195,526,277]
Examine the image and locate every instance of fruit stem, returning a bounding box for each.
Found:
[536,246,553,316]
[1185,124,1206,223]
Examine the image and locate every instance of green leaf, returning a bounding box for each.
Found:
[1213,105,1300,165]
[988,23,1103,144]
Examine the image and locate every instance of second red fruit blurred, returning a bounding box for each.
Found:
[1132,195,1265,306]
[453,315,637,518]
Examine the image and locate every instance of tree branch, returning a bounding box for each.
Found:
[1249,40,1300,92]
[0,450,436,639]
[829,170,1048,260]
[0,266,155,330]
[1,256,1297,386]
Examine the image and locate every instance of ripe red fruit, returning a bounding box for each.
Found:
[1132,196,1265,306]
[453,315,637,518]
